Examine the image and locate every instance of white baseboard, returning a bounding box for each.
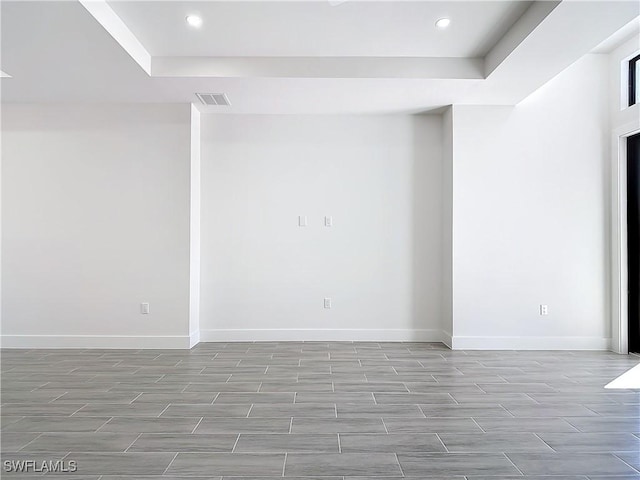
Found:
[189,330,201,348]
[450,335,611,351]
[440,331,453,349]
[0,335,193,349]
[2,332,608,351]
[199,329,446,343]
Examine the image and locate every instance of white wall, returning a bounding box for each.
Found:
[200,114,444,341]
[1,104,193,348]
[450,54,611,349]
[0,53,621,351]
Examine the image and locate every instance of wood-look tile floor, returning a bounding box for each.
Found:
[1,342,639,479]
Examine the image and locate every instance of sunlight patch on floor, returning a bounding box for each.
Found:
[605,362,640,389]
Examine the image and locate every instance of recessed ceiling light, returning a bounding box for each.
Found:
[186,15,203,28]
[435,18,451,29]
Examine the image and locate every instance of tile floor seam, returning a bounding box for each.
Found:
[381,417,389,433]
[231,433,241,452]
[69,403,89,417]
[469,417,486,433]
[613,452,640,474]
[48,391,68,403]
[190,417,204,434]
[93,417,114,433]
[393,452,406,477]
[282,451,287,476]
[162,451,180,475]
[532,432,558,452]
[502,451,526,475]
[561,417,586,432]
[499,404,515,417]
[15,432,45,452]
[123,433,143,452]
[128,392,144,404]
[434,432,449,452]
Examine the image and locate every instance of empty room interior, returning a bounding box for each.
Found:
[2,0,640,478]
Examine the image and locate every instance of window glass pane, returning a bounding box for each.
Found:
[630,54,640,107]
[635,60,640,105]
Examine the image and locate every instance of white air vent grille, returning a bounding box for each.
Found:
[196,93,230,106]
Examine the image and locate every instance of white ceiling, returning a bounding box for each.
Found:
[1,1,638,114]
[107,1,531,57]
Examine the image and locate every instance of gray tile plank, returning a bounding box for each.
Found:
[2,416,110,432]
[73,403,169,417]
[339,433,446,453]
[383,417,484,433]
[538,432,640,452]
[285,453,402,476]
[65,452,176,475]
[160,404,251,417]
[166,453,285,476]
[291,418,386,434]
[194,417,292,434]
[234,434,339,452]
[438,432,554,452]
[397,452,521,476]
[564,416,640,433]
[128,433,238,452]
[474,417,580,432]
[507,452,639,475]
[98,417,202,433]
[250,403,336,417]
[373,393,457,404]
[19,432,140,452]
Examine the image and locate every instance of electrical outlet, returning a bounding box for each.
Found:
[324,298,332,309]
[325,216,333,227]
[141,303,150,314]
[539,304,548,315]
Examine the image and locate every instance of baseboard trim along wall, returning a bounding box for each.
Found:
[0,333,612,350]
[440,331,453,349]
[189,330,201,348]
[450,336,611,351]
[0,335,194,349]
[198,329,447,343]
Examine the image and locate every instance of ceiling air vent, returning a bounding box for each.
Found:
[196,93,230,106]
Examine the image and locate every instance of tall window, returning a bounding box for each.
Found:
[629,54,640,107]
